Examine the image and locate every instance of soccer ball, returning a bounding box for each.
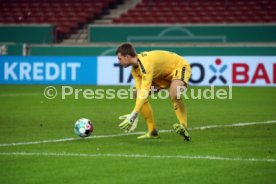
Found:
[74,118,93,137]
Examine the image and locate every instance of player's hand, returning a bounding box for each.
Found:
[118,112,139,133]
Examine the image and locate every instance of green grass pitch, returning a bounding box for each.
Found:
[0,85,276,184]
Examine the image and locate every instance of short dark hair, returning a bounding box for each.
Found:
[115,43,137,57]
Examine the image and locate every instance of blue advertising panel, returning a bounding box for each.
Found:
[0,57,97,84]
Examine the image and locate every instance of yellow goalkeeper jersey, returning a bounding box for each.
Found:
[132,50,191,112]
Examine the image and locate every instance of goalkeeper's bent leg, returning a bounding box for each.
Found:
[171,97,190,141]
[171,98,187,128]
[169,80,188,128]
[141,100,157,132]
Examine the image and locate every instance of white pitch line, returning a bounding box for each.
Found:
[189,120,276,130]
[0,120,276,147]
[0,152,275,163]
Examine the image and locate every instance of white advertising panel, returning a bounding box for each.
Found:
[97,56,134,85]
[97,56,276,86]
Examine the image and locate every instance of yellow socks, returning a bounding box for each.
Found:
[140,98,187,132]
[171,98,187,128]
[140,100,157,132]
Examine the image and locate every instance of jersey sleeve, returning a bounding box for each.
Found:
[131,67,141,90]
[133,58,153,113]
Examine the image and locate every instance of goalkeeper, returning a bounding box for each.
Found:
[116,43,191,141]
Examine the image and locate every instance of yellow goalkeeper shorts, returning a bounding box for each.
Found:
[172,64,192,85]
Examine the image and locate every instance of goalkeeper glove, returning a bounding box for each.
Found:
[118,111,139,133]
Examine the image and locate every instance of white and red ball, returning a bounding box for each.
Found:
[74,118,93,137]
